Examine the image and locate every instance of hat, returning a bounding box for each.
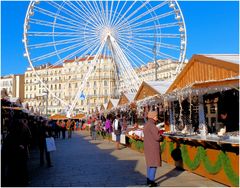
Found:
[147,111,158,119]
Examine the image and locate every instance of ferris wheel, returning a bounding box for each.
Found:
[23,0,187,115]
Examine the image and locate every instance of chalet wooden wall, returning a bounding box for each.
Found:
[107,102,113,110]
[167,55,239,93]
[135,83,159,101]
[118,95,129,105]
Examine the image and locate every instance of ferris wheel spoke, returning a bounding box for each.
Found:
[113,1,137,27]
[157,51,179,60]
[52,40,99,73]
[122,45,149,68]
[99,0,108,26]
[110,37,140,88]
[124,41,154,61]
[108,0,115,26]
[31,42,83,63]
[105,0,109,25]
[29,18,80,32]
[107,38,136,91]
[132,22,181,33]
[121,52,145,81]
[118,1,168,28]
[33,6,81,27]
[91,1,107,26]
[109,0,120,26]
[67,1,99,29]
[159,42,180,51]
[113,56,134,92]
[27,31,83,37]
[118,10,176,31]
[76,1,103,28]
[32,37,98,63]
[64,1,97,27]
[57,37,100,62]
[130,36,180,51]
[134,33,181,39]
[28,37,82,49]
[111,0,128,26]
[115,1,149,29]
[47,1,84,23]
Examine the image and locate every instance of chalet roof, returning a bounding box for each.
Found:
[146,80,173,94]
[124,93,135,102]
[134,80,172,101]
[103,103,108,109]
[110,99,119,107]
[166,54,239,93]
[202,54,239,65]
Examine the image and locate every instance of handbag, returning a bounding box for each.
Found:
[46,137,56,152]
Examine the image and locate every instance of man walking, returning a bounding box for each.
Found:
[143,111,162,187]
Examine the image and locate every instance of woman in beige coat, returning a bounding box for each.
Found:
[143,111,162,187]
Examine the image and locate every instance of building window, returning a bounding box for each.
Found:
[94,81,96,86]
[75,83,78,88]
[59,84,61,89]
[69,83,71,88]
[104,89,107,95]
[94,90,96,95]
[104,80,108,86]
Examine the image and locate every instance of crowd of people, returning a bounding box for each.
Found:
[87,110,162,186]
[1,105,162,187]
[1,108,85,187]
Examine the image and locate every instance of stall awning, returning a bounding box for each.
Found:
[71,113,85,119]
[50,114,67,120]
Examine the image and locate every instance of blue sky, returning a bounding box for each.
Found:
[1,1,239,76]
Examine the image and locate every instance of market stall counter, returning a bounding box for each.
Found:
[161,131,239,187]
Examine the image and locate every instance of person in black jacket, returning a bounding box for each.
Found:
[39,120,53,167]
[2,117,32,186]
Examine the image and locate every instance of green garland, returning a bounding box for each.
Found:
[128,138,239,186]
[129,138,144,151]
[135,140,144,151]
[169,142,175,154]
[180,145,202,170]
[176,143,239,186]
[202,149,222,174]
[160,139,167,153]
[220,151,239,186]
[129,138,135,144]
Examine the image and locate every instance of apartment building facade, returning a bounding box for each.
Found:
[24,56,117,115]
[23,56,186,115]
[0,74,25,101]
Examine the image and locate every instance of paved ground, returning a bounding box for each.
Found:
[28,130,226,187]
